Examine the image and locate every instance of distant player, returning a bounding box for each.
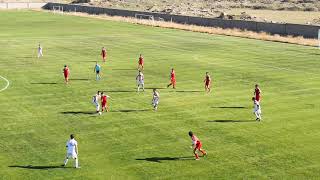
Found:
[167,68,176,89]
[137,54,144,70]
[136,70,144,92]
[254,84,261,102]
[188,131,207,160]
[252,97,262,121]
[92,91,101,114]
[101,47,107,62]
[63,65,70,84]
[100,92,110,112]
[63,134,80,168]
[152,89,160,111]
[37,43,43,58]
[94,62,101,80]
[204,72,211,93]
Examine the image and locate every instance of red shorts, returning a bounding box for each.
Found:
[171,79,176,84]
[205,81,210,86]
[256,96,260,101]
[195,141,202,150]
[64,73,69,78]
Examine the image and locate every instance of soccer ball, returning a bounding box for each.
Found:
[98,112,102,115]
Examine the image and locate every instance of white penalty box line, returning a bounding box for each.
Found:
[0,75,10,92]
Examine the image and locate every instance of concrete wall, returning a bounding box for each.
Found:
[43,3,320,38]
[0,2,46,9]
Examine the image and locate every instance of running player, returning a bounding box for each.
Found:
[152,89,160,111]
[101,47,107,62]
[37,43,43,58]
[92,91,101,114]
[93,62,101,80]
[63,65,70,84]
[100,92,110,112]
[167,68,176,89]
[136,70,144,92]
[188,131,207,160]
[204,72,212,93]
[62,134,80,168]
[137,54,144,70]
[254,84,261,102]
[252,97,262,121]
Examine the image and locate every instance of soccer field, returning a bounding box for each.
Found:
[0,10,320,179]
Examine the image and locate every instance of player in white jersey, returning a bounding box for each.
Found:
[63,134,79,168]
[152,89,159,111]
[252,97,262,121]
[37,43,43,58]
[136,70,144,92]
[92,91,101,113]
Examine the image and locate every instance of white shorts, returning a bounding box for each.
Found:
[152,99,159,106]
[66,152,77,159]
[254,108,261,114]
[137,80,144,86]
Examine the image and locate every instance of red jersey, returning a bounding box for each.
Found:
[139,57,144,64]
[191,135,201,145]
[101,95,107,103]
[205,75,211,83]
[255,88,261,101]
[63,67,69,75]
[101,49,106,57]
[170,70,175,80]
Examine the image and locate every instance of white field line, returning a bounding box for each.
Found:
[0,75,9,92]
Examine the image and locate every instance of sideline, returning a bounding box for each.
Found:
[0,75,10,92]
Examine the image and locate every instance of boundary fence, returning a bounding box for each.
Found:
[42,3,320,39]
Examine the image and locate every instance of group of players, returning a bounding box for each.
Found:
[37,43,261,165]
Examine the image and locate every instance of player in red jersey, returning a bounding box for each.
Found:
[189,131,207,160]
[167,68,176,89]
[100,92,110,112]
[101,47,107,62]
[254,84,261,102]
[137,54,144,71]
[204,72,212,93]
[63,65,70,84]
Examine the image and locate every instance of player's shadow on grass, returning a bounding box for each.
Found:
[136,156,194,163]
[211,106,247,109]
[8,165,69,170]
[31,82,58,85]
[208,120,254,123]
[61,111,97,115]
[113,109,150,113]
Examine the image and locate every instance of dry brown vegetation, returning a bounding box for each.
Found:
[42,10,318,47]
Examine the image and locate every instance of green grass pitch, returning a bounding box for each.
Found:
[0,10,320,179]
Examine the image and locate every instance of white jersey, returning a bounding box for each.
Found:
[153,91,159,103]
[66,139,78,154]
[137,73,144,82]
[92,94,100,104]
[136,73,144,85]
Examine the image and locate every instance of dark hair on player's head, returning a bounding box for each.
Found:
[64,65,67,67]
[188,131,193,137]
[101,91,104,95]
[252,97,255,100]
[206,72,208,74]
[70,134,74,139]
